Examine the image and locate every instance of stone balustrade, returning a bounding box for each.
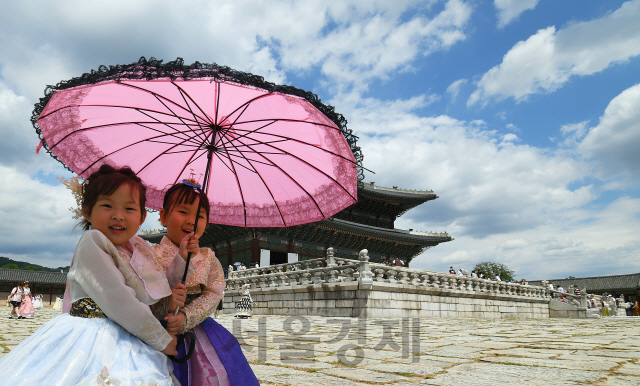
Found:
[367,263,551,300]
[226,248,553,303]
[223,248,593,318]
[228,257,327,280]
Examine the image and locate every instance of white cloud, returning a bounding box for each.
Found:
[494,0,540,28]
[559,120,589,147]
[412,196,640,279]
[469,0,640,105]
[446,78,467,102]
[267,0,472,93]
[341,95,595,244]
[578,83,640,179]
[0,165,78,267]
[0,0,472,100]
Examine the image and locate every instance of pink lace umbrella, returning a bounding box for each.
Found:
[33,57,362,228]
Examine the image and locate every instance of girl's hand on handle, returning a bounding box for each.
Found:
[164,312,185,335]
[179,232,200,261]
[168,283,186,313]
[161,335,178,356]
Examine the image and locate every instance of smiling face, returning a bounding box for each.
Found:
[82,183,146,249]
[159,197,207,245]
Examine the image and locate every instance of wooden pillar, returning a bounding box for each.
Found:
[251,239,260,264]
[227,240,233,264]
[49,284,53,305]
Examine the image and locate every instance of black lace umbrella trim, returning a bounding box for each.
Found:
[31,56,364,183]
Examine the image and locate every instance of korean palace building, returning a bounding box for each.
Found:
[141,181,452,268]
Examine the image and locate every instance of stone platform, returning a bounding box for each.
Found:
[2,309,639,385]
[226,251,578,319]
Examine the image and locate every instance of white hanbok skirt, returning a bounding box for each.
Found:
[52,297,63,311]
[0,313,176,386]
[32,296,43,310]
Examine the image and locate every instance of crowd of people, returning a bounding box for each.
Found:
[6,281,42,319]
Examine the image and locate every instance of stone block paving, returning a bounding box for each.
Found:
[2,308,640,385]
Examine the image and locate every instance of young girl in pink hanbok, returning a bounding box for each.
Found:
[152,181,259,386]
[0,165,193,386]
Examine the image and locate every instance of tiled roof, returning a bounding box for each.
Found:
[530,273,640,293]
[0,268,67,285]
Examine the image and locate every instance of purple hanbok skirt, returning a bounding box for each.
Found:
[173,317,259,386]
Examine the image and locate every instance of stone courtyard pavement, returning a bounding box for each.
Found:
[1,309,639,385]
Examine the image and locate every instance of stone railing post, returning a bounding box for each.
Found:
[373,268,386,282]
[326,247,336,268]
[579,289,588,310]
[358,249,373,289]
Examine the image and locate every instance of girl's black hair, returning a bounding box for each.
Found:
[162,183,211,222]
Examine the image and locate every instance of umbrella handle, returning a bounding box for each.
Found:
[168,330,196,363]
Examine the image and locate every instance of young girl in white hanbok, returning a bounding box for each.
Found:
[0,165,195,386]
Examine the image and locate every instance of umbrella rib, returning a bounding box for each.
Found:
[134,122,196,144]
[220,122,357,165]
[212,151,239,175]
[153,129,214,189]
[174,147,210,187]
[170,82,214,143]
[78,129,206,176]
[116,81,211,125]
[48,116,203,152]
[214,102,252,149]
[135,109,207,145]
[218,136,287,227]
[214,81,220,128]
[145,92,209,146]
[136,123,201,146]
[215,139,250,227]
[224,152,277,170]
[251,137,357,203]
[232,118,338,130]
[217,90,273,128]
[40,104,202,125]
[210,147,260,174]
[230,137,327,221]
[217,139,289,151]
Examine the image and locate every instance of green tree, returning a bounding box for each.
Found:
[473,261,515,282]
[23,266,36,270]
[1,263,19,269]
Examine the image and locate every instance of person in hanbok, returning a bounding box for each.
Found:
[601,296,611,316]
[234,284,254,318]
[52,296,63,311]
[0,165,190,386]
[152,181,259,386]
[32,294,43,310]
[7,282,24,319]
[18,281,35,318]
[609,295,619,316]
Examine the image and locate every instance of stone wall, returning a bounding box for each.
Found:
[225,281,550,319]
[223,248,587,319]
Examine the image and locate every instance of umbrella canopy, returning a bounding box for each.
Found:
[33,57,363,227]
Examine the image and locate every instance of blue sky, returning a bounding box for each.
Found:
[1,0,639,280]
